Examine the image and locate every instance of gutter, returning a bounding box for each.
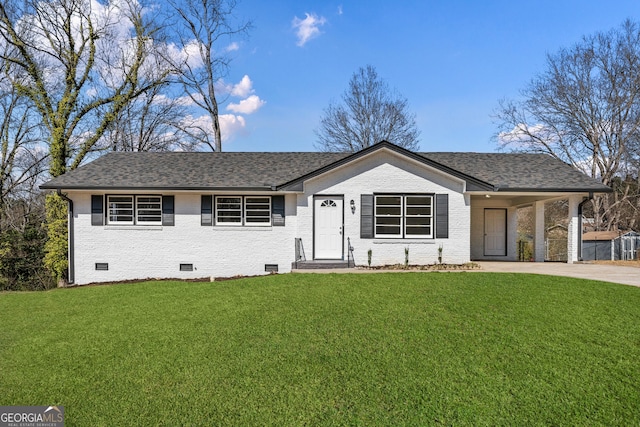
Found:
[577,192,594,261]
[56,189,74,285]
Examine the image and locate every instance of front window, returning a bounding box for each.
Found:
[375,194,433,238]
[107,195,162,225]
[215,196,272,226]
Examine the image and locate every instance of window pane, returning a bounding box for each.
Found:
[404,195,432,237]
[406,226,431,235]
[376,217,401,226]
[109,196,133,204]
[219,217,242,223]
[376,206,402,216]
[217,197,241,203]
[375,195,402,237]
[376,216,401,235]
[246,197,269,204]
[246,217,270,223]
[217,210,241,222]
[377,196,401,205]
[245,197,271,225]
[218,211,241,218]
[406,206,431,216]
[110,214,133,222]
[108,196,133,224]
[406,217,431,226]
[218,203,241,210]
[406,196,432,206]
[217,196,241,211]
[217,197,242,224]
[136,196,161,223]
[376,225,401,235]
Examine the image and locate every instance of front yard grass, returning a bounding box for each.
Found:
[1,272,639,425]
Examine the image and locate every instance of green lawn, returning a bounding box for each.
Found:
[1,273,639,426]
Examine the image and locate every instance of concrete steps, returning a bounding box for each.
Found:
[292,260,354,269]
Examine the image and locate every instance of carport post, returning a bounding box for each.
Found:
[567,195,581,264]
[534,200,545,262]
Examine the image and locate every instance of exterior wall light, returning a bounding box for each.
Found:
[350,199,356,213]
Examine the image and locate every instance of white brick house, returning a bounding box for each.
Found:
[41,141,611,285]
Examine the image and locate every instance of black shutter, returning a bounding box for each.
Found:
[201,195,212,226]
[361,194,374,238]
[91,195,104,226]
[162,196,175,226]
[435,194,449,239]
[272,195,285,226]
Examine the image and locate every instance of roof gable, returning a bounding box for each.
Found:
[276,141,493,191]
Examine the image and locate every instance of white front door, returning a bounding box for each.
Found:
[314,196,343,259]
[484,209,507,256]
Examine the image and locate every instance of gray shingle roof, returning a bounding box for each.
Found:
[40,143,610,193]
[41,152,349,190]
[423,152,609,191]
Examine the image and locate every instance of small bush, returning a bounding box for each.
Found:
[0,221,54,291]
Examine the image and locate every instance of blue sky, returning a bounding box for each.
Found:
[217,0,640,153]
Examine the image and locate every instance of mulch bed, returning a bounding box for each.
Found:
[356,262,481,271]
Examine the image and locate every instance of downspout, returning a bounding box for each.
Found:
[577,192,594,262]
[57,189,74,285]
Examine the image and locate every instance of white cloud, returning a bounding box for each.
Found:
[337,5,343,15]
[153,93,200,107]
[165,40,204,70]
[292,13,327,47]
[226,42,240,52]
[219,114,247,142]
[498,123,550,146]
[181,113,247,144]
[226,95,265,114]
[231,75,254,98]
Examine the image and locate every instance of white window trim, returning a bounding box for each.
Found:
[214,196,272,227]
[374,194,433,239]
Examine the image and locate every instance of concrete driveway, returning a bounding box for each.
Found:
[476,262,640,287]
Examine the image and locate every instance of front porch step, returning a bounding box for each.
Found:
[293,260,354,269]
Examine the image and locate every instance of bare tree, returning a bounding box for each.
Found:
[495,20,640,231]
[105,83,200,152]
[0,0,172,282]
[0,0,171,175]
[315,65,420,152]
[0,61,47,230]
[170,0,252,152]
